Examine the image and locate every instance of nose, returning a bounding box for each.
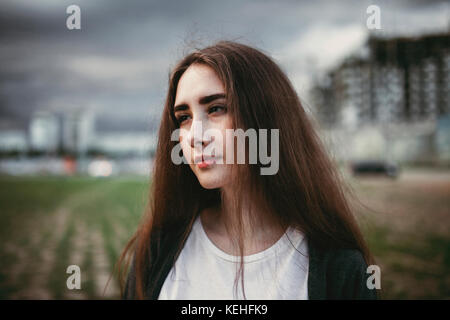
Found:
[188,120,212,150]
[189,134,204,149]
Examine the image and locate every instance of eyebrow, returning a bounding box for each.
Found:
[174,93,226,112]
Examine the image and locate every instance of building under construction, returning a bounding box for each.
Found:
[311,33,450,166]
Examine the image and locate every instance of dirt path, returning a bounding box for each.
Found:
[6,207,70,299]
[351,169,450,237]
[3,182,122,299]
[350,168,450,299]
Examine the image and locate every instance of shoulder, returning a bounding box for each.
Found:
[326,248,368,274]
[308,243,378,300]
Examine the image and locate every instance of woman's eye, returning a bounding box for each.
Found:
[208,105,226,114]
[177,115,190,124]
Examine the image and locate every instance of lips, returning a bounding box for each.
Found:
[194,154,219,168]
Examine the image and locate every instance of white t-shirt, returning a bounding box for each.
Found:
[158,216,309,300]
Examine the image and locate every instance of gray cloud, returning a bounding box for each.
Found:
[0,0,448,132]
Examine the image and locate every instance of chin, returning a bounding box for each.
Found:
[194,169,226,189]
[191,164,230,189]
[197,176,222,189]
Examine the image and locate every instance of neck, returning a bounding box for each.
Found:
[200,186,285,256]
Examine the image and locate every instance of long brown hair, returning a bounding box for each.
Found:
[116,40,375,299]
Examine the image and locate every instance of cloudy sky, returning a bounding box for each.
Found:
[0,0,448,132]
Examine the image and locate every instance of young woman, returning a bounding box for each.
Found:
[118,41,378,300]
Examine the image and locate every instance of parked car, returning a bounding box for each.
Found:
[350,160,399,178]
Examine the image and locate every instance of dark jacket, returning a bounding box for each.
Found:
[123,236,378,300]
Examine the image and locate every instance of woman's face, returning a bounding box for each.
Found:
[174,63,233,189]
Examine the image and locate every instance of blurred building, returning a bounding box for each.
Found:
[89,114,158,157]
[89,132,156,157]
[0,129,28,153]
[29,111,59,152]
[436,113,450,162]
[31,110,158,158]
[0,106,159,175]
[311,32,450,166]
[59,111,95,155]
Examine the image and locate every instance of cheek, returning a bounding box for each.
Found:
[221,118,234,158]
[179,134,190,159]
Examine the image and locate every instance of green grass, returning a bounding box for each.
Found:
[362,223,450,298]
[351,174,450,299]
[0,171,448,299]
[48,215,76,299]
[0,174,148,299]
[0,176,90,241]
[364,229,450,298]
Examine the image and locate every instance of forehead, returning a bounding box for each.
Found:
[175,64,225,104]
